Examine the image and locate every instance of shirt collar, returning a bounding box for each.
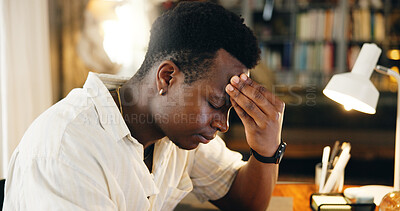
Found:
[83,72,134,143]
[83,73,161,197]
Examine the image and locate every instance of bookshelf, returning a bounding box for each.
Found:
[249,0,400,94]
[347,0,400,92]
[221,0,400,160]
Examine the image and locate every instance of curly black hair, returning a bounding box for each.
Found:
[134,1,260,84]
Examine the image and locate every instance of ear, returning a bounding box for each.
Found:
[156,60,181,95]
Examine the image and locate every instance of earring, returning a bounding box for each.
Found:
[159,89,164,95]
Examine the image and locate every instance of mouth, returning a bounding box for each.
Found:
[197,134,215,144]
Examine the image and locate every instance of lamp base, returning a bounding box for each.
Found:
[344,185,393,205]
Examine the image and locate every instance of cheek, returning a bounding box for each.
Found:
[171,105,213,128]
[196,107,213,125]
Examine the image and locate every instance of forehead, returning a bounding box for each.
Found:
[213,49,247,76]
[183,49,248,101]
[204,49,247,94]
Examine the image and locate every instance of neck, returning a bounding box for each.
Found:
[111,77,165,149]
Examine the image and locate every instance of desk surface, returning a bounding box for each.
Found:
[176,183,365,211]
[272,183,318,211]
[272,183,310,211]
[272,183,371,211]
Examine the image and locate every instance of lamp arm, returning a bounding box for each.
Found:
[375,65,400,191]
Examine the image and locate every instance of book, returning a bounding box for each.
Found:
[311,195,352,211]
[350,9,385,42]
[374,12,385,41]
[347,45,361,70]
[297,9,337,41]
[293,43,335,73]
[282,42,292,69]
[360,9,371,40]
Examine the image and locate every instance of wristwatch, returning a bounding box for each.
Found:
[250,141,287,164]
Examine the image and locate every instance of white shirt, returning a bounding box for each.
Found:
[3,72,246,211]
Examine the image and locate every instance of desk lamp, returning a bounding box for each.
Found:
[323,43,400,207]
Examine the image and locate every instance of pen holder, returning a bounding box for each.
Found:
[315,162,344,193]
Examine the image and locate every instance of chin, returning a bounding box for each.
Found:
[170,136,200,150]
[174,141,199,150]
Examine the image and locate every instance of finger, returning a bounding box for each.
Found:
[230,75,277,117]
[226,84,269,128]
[230,75,285,120]
[230,97,256,128]
[240,74,285,111]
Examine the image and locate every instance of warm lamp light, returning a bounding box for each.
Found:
[323,43,381,114]
[323,43,400,206]
[388,49,400,60]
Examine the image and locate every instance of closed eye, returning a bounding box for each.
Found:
[208,101,223,110]
[209,94,230,110]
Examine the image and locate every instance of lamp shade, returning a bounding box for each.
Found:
[323,43,382,114]
[323,73,379,114]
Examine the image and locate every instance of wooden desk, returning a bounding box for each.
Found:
[176,183,367,211]
[272,183,370,211]
[272,183,320,211]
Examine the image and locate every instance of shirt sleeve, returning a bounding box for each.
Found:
[3,150,117,211]
[189,136,246,202]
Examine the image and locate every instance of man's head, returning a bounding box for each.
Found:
[130,1,260,150]
[134,1,260,83]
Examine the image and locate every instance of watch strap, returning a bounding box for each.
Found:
[250,141,286,164]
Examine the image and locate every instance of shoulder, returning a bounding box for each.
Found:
[16,88,103,159]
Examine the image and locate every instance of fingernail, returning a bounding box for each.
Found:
[231,76,239,84]
[226,84,234,92]
[240,74,247,81]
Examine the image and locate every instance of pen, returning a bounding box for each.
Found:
[329,141,340,168]
[319,146,331,192]
[322,145,351,193]
[333,142,351,166]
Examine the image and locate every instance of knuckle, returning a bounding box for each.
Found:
[254,91,264,100]
[258,86,267,94]
[258,121,268,129]
[237,110,247,118]
[276,99,285,110]
[245,102,255,111]
[232,91,240,98]
[238,82,246,91]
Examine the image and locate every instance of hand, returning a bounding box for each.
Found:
[226,73,285,157]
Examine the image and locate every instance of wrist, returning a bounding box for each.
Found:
[250,141,280,157]
[250,141,287,164]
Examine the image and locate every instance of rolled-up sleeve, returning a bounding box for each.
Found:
[189,136,246,202]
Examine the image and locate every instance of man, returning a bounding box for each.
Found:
[4,2,285,211]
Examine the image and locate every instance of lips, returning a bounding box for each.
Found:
[202,134,215,141]
[198,134,215,144]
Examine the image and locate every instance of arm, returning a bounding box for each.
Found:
[4,157,118,211]
[211,73,285,211]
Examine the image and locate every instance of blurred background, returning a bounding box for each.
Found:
[1,0,400,186]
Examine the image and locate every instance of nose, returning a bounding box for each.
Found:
[211,109,230,133]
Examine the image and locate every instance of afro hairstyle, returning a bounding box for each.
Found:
[134,1,260,84]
